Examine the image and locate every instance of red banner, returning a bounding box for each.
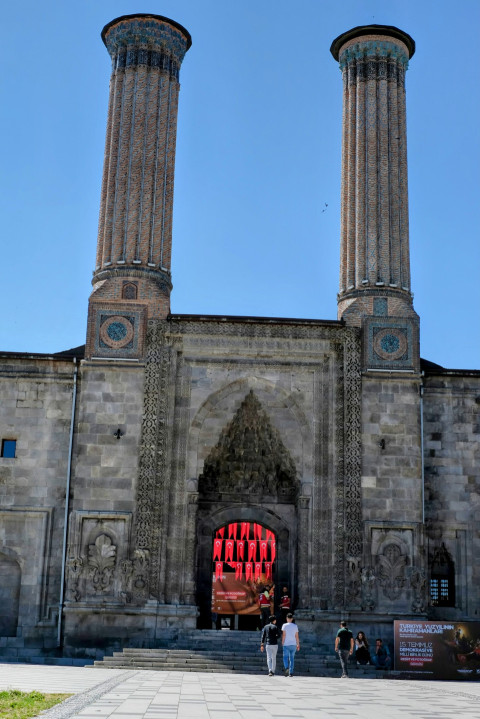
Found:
[212,522,276,615]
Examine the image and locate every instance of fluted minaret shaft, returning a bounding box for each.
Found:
[331,26,415,323]
[85,14,191,358]
[94,14,191,289]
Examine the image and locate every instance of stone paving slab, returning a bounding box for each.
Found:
[0,663,126,693]
[0,665,479,718]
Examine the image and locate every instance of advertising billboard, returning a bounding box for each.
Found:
[394,620,480,680]
[211,573,260,615]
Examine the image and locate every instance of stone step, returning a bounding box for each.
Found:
[92,662,380,678]
[90,629,388,678]
[99,661,370,671]
[117,650,327,660]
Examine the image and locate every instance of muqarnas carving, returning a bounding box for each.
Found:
[199,391,298,502]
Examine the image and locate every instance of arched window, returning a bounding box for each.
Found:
[122,282,137,300]
[430,543,455,607]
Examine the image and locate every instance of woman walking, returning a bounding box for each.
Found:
[281,613,300,677]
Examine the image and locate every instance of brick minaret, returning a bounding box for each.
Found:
[86,14,191,359]
[331,25,419,370]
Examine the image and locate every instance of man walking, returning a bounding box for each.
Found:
[260,615,281,676]
[334,620,354,678]
[282,613,300,677]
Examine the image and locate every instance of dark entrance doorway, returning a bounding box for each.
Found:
[211,521,276,630]
[195,390,299,629]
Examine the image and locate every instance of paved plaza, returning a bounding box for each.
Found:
[1,665,480,719]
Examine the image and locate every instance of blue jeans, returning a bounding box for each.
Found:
[283,644,296,675]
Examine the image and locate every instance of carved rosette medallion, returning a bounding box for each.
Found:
[99,315,135,349]
[364,316,418,370]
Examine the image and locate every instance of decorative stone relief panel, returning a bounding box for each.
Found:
[66,511,140,604]
[333,331,363,609]
[367,523,425,612]
[408,566,427,613]
[133,320,176,602]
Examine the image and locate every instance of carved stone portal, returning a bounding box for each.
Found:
[198,391,298,502]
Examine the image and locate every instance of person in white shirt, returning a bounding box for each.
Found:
[281,613,300,677]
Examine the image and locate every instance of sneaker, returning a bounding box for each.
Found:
[288,673,293,677]
[268,671,273,676]
[284,668,289,676]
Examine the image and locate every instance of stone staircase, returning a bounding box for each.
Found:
[91,630,388,677]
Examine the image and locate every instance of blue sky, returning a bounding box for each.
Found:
[1,0,479,368]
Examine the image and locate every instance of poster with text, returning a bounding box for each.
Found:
[211,574,261,615]
[394,620,480,680]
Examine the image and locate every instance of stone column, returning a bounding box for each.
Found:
[86,14,191,359]
[331,26,416,326]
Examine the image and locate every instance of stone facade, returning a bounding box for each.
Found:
[0,19,479,660]
[423,371,480,620]
[0,354,75,658]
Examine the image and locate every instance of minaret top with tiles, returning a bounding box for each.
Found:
[331,26,420,370]
[86,14,191,359]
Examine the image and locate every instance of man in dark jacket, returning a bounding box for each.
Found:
[334,620,354,677]
[260,615,281,676]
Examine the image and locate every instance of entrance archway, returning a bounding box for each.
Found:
[196,507,293,629]
[194,390,299,628]
[211,521,276,630]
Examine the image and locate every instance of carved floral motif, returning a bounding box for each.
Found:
[361,566,376,611]
[408,567,427,613]
[87,534,117,592]
[120,549,150,604]
[66,557,83,602]
[377,543,407,601]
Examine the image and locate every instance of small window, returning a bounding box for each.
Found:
[430,543,455,607]
[1,439,16,458]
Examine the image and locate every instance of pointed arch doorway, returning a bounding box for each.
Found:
[197,510,292,630]
[211,521,276,630]
[195,390,299,629]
